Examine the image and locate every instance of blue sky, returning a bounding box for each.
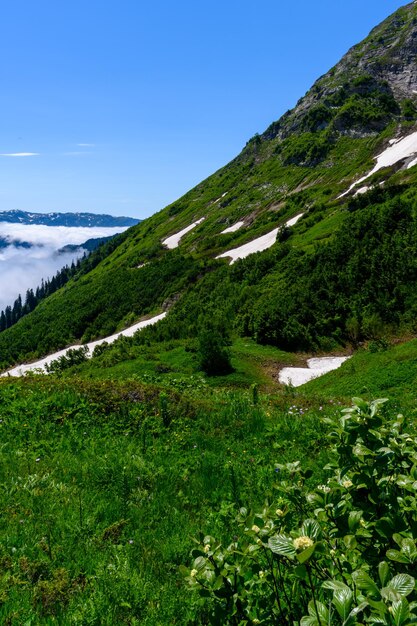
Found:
[0,0,406,218]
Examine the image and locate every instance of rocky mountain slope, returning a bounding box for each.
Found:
[1,2,417,370]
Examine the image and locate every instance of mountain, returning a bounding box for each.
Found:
[58,235,117,254]
[1,2,417,370]
[0,209,140,227]
[3,6,417,625]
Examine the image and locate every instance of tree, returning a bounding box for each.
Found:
[197,327,232,376]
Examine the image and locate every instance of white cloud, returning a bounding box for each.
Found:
[0,223,128,247]
[0,245,83,311]
[77,143,95,147]
[0,223,129,311]
[0,152,39,157]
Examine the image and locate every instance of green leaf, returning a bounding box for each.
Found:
[387,550,410,564]
[268,534,296,558]
[349,511,364,533]
[307,599,330,623]
[333,585,353,620]
[370,398,389,416]
[378,562,390,588]
[301,519,322,540]
[387,574,415,597]
[353,443,374,457]
[402,538,417,560]
[352,570,381,599]
[391,597,410,626]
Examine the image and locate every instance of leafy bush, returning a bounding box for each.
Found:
[184,398,417,625]
[198,328,233,376]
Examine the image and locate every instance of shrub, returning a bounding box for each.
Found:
[197,328,232,376]
[183,398,417,625]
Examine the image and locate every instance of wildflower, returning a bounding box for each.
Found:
[259,570,266,578]
[317,484,331,493]
[342,479,353,488]
[293,536,314,551]
[129,539,134,544]
[190,569,198,577]
[330,549,336,556]
[36,458,40,462]
[204,544,210,553]
[275,508,284,517]
[252,525,260,534]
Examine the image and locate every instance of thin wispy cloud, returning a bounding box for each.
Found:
[77,143,95,147]
[0,152,39,157]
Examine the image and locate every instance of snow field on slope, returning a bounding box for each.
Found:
[220,221,244,234]
[162,218,205,249]
[217,213,304,264]
[2,312,167,377]
[279,356,350,387]
[340,130,417,197]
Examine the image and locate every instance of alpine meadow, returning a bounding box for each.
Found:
[3,3,417,625]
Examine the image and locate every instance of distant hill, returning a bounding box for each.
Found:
[58,235,116,254]
[0,210,140,227]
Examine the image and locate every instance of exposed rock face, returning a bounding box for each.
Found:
[261,2,417,141]
[330,3,417,99]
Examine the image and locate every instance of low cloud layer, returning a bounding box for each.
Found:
[0,223,128,312]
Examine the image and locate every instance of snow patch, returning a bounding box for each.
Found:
[407,156,417,169]
[279,356,350,387]
[162,218,205,249]
[2,312,167,377]
[354,186,370,196]
[220,221,244,234]
[340,131,417,197]
[213,192,228,204]
[217,229,279,264]
[285,213,304,228]
[216,214,304,264]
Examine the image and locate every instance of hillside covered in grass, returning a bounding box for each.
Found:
[2,4,417,369]
[2,4,417,625]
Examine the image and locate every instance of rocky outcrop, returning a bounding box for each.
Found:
[262,2,417,141]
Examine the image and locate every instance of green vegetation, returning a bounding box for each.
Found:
[185,398,417,625]
[1,4,417,623]
[0,376,333,624]
[303,338,417,408]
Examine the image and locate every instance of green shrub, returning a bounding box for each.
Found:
[198,328,233,376]
[184,398,417,624]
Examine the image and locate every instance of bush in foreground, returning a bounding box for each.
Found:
[184,398,417,625]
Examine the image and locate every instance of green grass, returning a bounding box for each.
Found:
[61,337,296,393]
[0,376,337,624]
[302,338,417,410]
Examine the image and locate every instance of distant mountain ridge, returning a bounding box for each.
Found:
[0,210,140,227]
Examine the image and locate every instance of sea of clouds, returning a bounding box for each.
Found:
[0,223,128,312]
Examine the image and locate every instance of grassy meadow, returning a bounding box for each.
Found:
[0,372,339,624]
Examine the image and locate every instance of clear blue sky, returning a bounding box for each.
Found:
[0,0,406,218]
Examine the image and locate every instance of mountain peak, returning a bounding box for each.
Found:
[262,3,417,143]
